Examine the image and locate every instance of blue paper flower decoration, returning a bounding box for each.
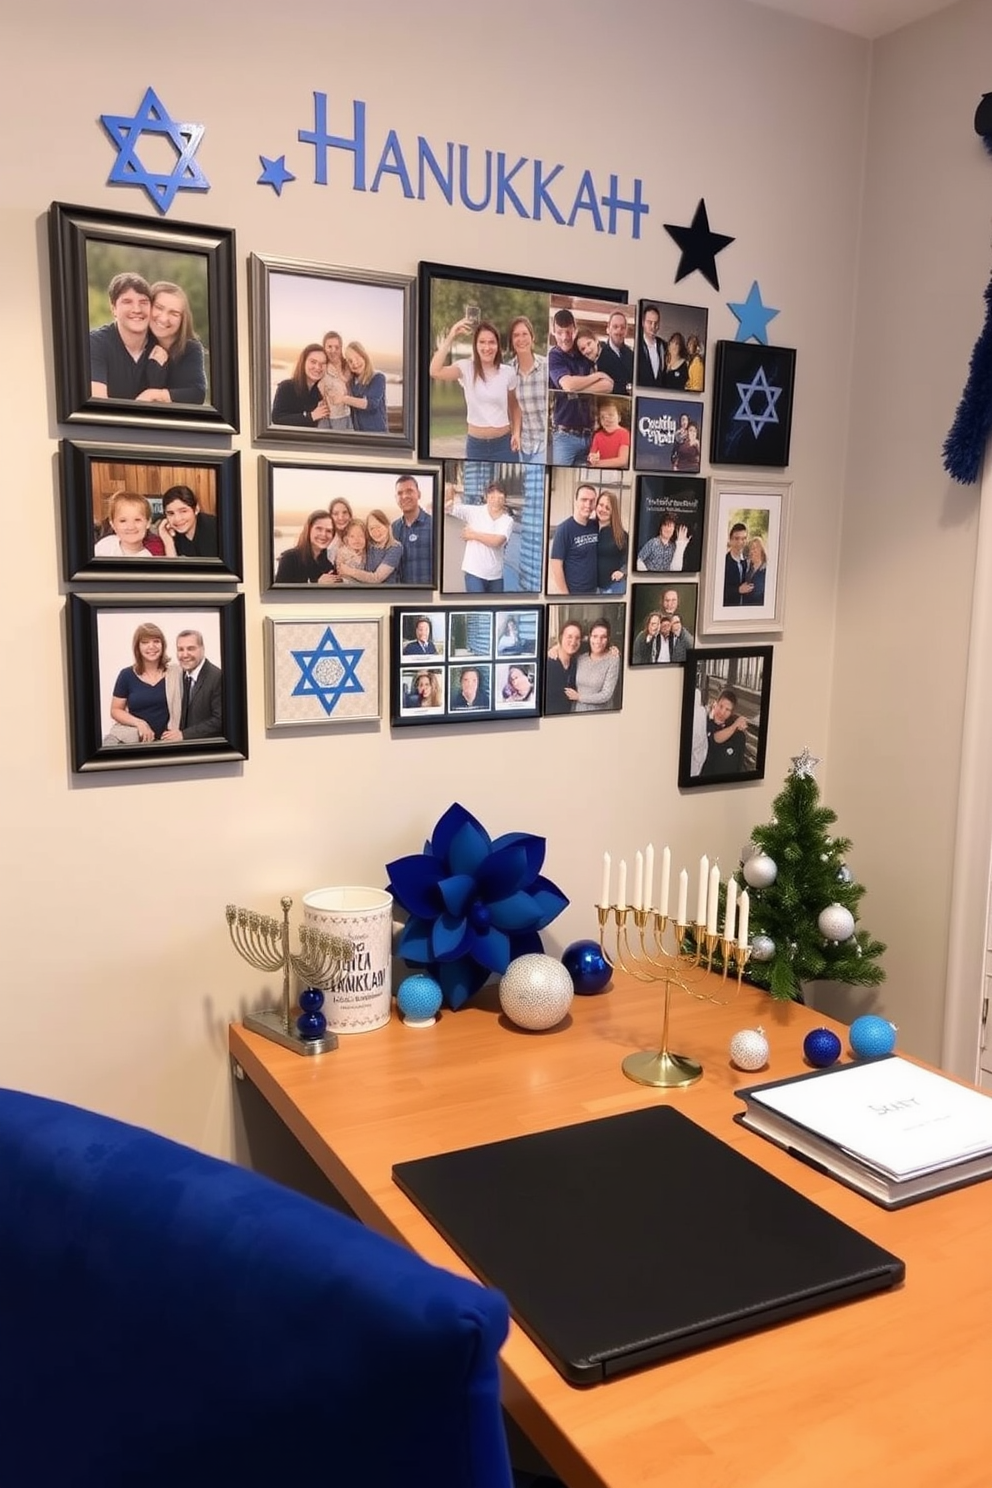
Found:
[386,802,569,1010]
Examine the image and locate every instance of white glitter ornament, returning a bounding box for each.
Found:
[742,853,778,889]
[817,903,855,942]
[749,934,776,962]
[499,954,574,1031]
[729,1027,770,1071]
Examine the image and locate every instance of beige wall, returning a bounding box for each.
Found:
[2,0,977,1160]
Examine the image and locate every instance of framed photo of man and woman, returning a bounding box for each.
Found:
[544,602,626,716]
[702,481,791,635]
[262,460,439,592]
[250,255,415,450]
[49,202,238,431]
[66,592,248,773]
[390,604,544,726]
[546,468,632,597]
[678,646,773,788]
[60,441,242,582]
[417,262,633,470]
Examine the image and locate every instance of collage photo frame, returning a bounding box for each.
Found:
[390,604,544,726]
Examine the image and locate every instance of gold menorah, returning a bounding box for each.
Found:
[598,905,751,1088]
[225,896,354,1056]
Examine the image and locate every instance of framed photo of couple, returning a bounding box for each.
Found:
[48,202,238,432]
[60,441,243,582]
[544,602,626,716]
[250,254,416,450]
[66,592,248,773]
[702,480,792,635]
[678,646,773,789]
[417,261,632,469]
[390,604,544,726]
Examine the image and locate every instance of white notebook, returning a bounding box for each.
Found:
[742,1056,992,1181]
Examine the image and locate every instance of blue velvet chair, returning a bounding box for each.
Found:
[0,1088,514,1488]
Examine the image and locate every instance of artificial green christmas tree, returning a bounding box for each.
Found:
[738,749,886,1002]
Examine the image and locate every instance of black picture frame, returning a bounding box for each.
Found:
[634,298,709,393]
[417,261,629,466]
[678,646,773,787]
[67,592,248,773]
[633,474,706,578]
[543,602,626,716]
[249,254,416,451]
[628,582,698,668]
[61,441,242,582]
[546,468,633,598]
[390,604,544,726]
[262,458,439,592]
[440,460,548,596]
[632,397,704,474]
[49,202,238,432]
[709,341,797,468]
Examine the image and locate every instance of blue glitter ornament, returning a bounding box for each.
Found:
[849,1014,897,1060]
[296,987,327,1041]
[561,939,612,995]
[396,974,443,1027]
[803,1027,842,1068]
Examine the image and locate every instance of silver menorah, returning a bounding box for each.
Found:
[225,895,354,1056]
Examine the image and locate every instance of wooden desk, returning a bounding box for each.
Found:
[229,975,992,1488]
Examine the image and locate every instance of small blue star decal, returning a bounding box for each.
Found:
[258,154,295,195]
[727,281,780,344]
[291,627,365,716]
[100,87,209,215]
[734,367,783,438]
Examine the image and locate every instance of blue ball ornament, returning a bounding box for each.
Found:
[849,1014,897,1060]
[396,974,443,1027]
[803,1027,842,1068]
[296,987,327,1041]
[561,939,612,995]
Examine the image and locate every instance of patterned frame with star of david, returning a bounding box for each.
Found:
[49,202,238,432]
[708,340,796,469]
[264,616,381,728]
[701,480,792,637]
[66,592,248,773]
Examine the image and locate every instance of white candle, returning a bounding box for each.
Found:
[600,852,611,909]
[696,855,709,926]
[617,859,627,910]
[633,850,644,911]
[644,844,654,913]
[724,878,737,942]
[677,870,688,926]
[707,865,720,935]
[737,890,750,949]
[659,846,671,920]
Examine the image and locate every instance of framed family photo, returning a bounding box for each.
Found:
[60,441,242,582]
[544,602,626,716]
[546,467,632,597]
[709,341,797,467]
[633,474,706,577]
[702,480,791,635]
[390,604,544,727]
[678,646,773,788]
[265,615,381,728]
[628,581,698,667]
[633,397,704,474]
[440,461,547,595]
[250,255,415,450]
[634,299,708,392]
[417,261,629,468]
[262,459,438,592]
[66,592,248,773]
[49,202,238,431]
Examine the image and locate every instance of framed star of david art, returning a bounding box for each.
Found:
[265,616,381,728]
[48,202,238,432]
[709,341,796,468]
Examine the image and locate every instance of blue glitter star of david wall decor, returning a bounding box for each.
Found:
[100,87,209,214]
[291,627,365,716]
[709,342,797,468]
[734,366,783,438]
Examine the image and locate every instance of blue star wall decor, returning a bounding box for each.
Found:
[291,626,365,716]
[727,281,780,344]
[663,199,735,291]
[258,155,295,195]
[709,341,797,468]
[100,87,209,215]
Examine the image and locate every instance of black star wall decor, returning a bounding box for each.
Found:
[663,199,735,291]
